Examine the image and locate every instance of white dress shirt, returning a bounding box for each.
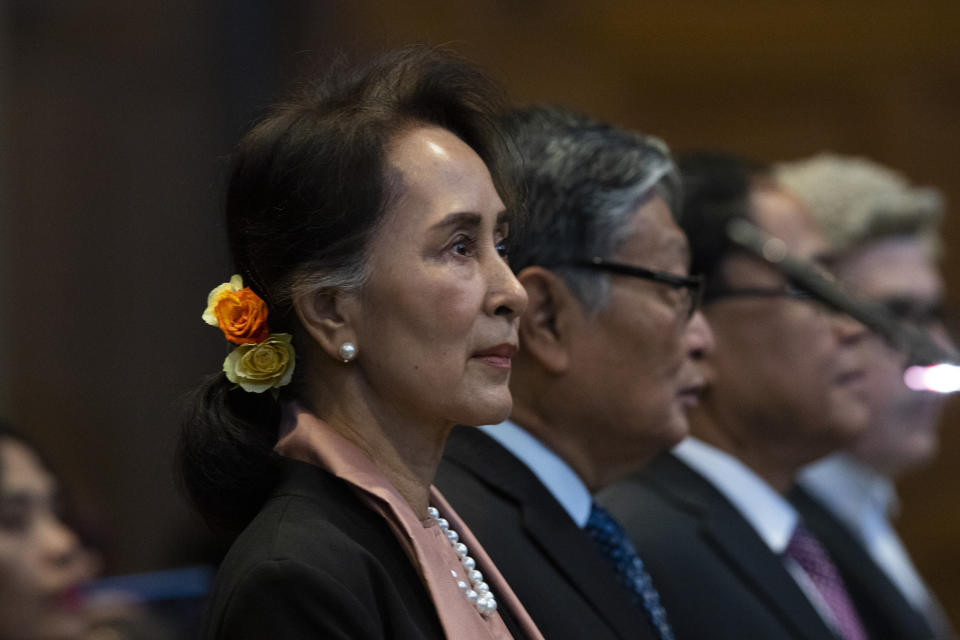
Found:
[799,453,936,614]
[480,421,592,527]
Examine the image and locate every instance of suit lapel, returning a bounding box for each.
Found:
[444,427,655,640]
[791,486,936,639]
[646,454,842,640]
[518,496,655,640]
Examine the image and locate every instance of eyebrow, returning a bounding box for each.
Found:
[0,492,39,511]
[811,250,841,268]
[429,210,511,232]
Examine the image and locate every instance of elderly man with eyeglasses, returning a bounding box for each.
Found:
[437,106,713,640]
[598,152,917,640]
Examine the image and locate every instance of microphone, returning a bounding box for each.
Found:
[725,217,958,370]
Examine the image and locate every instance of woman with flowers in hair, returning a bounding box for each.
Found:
[180,46,542,639]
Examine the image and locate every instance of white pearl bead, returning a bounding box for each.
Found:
[338,341,357,362]
[427,505,496,616]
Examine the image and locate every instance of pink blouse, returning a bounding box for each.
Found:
[275,404,544,640]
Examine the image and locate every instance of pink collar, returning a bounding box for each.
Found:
[275,403,543,640]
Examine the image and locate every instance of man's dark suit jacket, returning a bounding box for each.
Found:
[790,486,937,639]
[436,425,659,640]
[202,457,448,640]
[598,451,931,640]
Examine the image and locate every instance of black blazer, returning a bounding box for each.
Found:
[201,458,447,639]
[599,452,851,640]
[790,486,937,639]
[437,426,659,640]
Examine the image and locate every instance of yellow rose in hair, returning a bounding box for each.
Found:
[202,274,244,326]
[223,333,296,393]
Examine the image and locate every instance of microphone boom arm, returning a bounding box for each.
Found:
[725,218,957,367]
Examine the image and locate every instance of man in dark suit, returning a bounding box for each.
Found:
[437,106,714,640]
[779,153,955,638]
[599,153,934,639]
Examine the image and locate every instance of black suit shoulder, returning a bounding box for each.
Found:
[438,426,656,640]
[599,452,841,640]
[203,458,444,640]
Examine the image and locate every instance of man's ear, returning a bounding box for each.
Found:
[293,288,359,363]
[516,266,580,375]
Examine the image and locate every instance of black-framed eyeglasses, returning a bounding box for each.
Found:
[572,257,703,320]
[703,284,817,305]
[877,297,950,329]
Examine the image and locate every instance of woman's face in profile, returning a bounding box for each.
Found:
[0,438,94,640]
[346,124,527,430]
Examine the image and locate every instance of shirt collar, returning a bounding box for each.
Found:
[798,452,899,527]
[673,437,798,553]
[480,421,593,527]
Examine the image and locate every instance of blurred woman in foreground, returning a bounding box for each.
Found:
[0,424,95,640]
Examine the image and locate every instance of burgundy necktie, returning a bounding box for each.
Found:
[784,522,869,640]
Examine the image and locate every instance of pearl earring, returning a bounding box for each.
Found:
[338,341,357,363]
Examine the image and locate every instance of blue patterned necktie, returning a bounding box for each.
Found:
[585,503,675,640]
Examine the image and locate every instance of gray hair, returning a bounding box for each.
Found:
[504,105,679,311]
[775,153,944,256]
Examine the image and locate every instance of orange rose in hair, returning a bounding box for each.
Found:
[202,275,271,344]
[213,288,270,344]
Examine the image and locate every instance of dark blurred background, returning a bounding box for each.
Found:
[2,0,959,621]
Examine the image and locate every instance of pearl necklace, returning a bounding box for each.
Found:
[427,506,498,615]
